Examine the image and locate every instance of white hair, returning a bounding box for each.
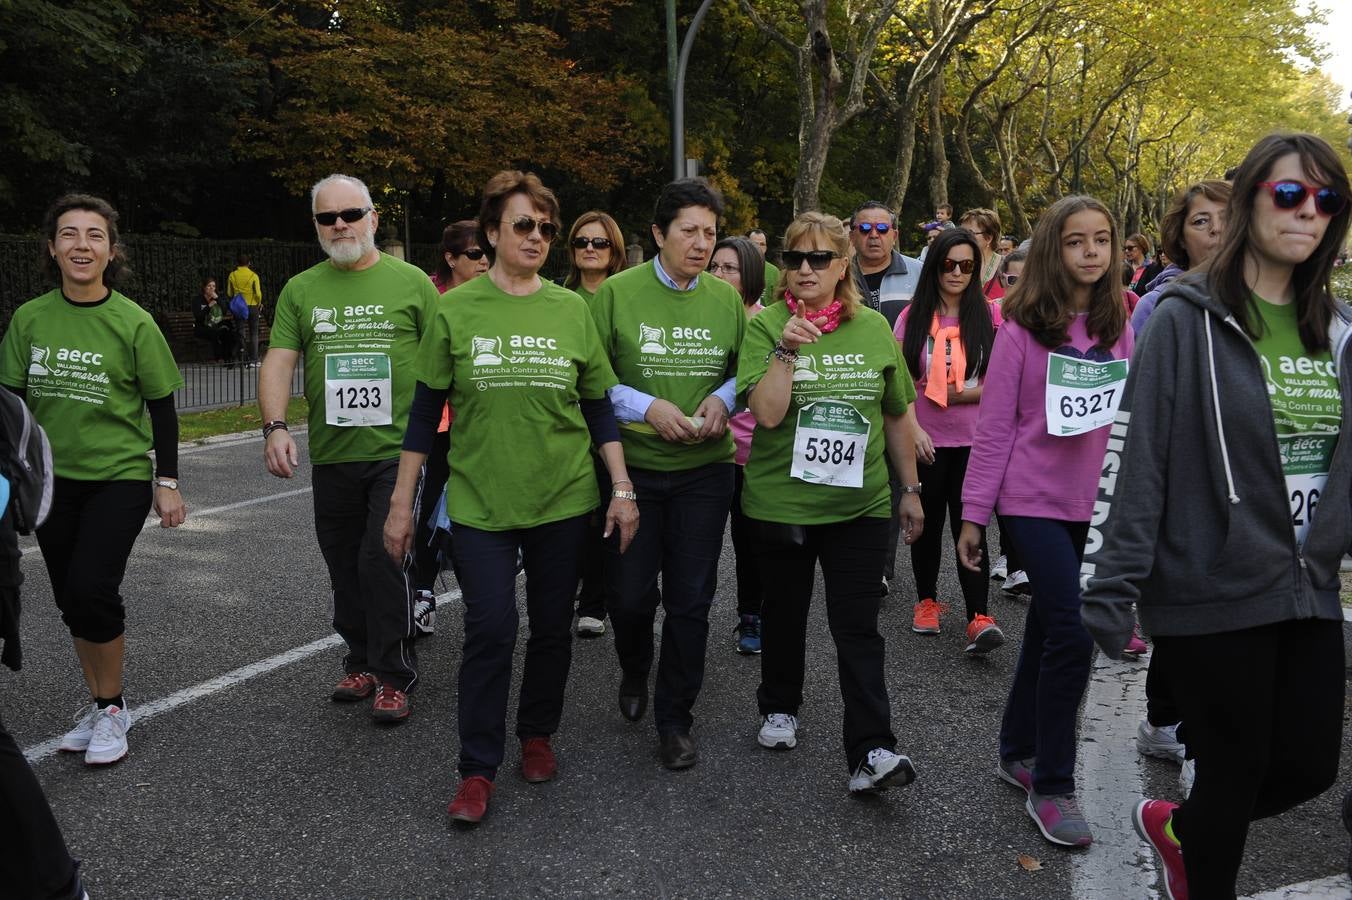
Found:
[310,174,374,213]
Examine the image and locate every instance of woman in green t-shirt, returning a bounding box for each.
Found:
[0,194,186,768]
[384,170,638,826]
[737,211,924,796]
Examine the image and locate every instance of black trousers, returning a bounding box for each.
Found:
[604,462,733,735]
[574,457,608,622]
[36,478,151,643]
[910,446,989,618]
[410,430,451,595]
[1159,618,1344,897]
[312,460,417,691]
[1144,650,1181,728]
[451,514,589,779]
[729,464,763,618]
[754,515,896,772]
[0,708,82,900]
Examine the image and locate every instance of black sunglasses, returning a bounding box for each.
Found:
[940,258,976,274]
[503,216,559,241]
[852,222,891,235]
[1256,181,1347,217]
[460,248,486,260]
[314,207,371,226]
[572,236,612,250]
[783,250,841,270]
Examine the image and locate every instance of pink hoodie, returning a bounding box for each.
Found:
[961,314,1133,524]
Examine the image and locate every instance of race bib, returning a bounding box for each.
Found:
[1280,432,1335,544]
[1045,353,1127,437]
[791,400,870,488]
[325,353,392,427]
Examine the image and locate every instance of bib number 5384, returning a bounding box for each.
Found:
[790,400,870,489]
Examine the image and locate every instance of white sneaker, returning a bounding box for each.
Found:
[413,590,437,636]
[85,704,131,765]
[1179,758,1195,798]
[58,702,101,753]
[1136,720,1185,765]
[575,616,606,637]
[758,713,799,750]
[1001,570,1031,595]
[990,554,1009,581]
[848,747,917,794]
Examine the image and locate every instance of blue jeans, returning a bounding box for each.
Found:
[603,462,734,734]
[451,514,589,779]
[998,516,1092,796]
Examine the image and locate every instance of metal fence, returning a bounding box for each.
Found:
[175,359,308,413]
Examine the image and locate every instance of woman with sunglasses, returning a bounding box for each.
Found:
[407,219,488,637]
[739,212,923,795]
[1082,133,1352,899]
[894,228,1003,654]
[565,211,629,638]
[385,170,638,824]
[590,178,744,771]
[958,208,1004,298]
[564,211,626,303]
[957,195,1134,848]
[708,236,767,655]
[0,194,187,767]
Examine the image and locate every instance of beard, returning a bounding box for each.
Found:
[319,228,376,266]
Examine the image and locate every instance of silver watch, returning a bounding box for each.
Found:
[154,478,179,491]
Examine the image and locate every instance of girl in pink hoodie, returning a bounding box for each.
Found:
[957,196,1134,849]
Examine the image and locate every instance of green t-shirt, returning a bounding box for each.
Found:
[269,253,438,465]
[1252,294,1342,543]
[415,277,618,531]
[573,284,595,304]
[761,259,781,306]
[737,303,916,524]
[590,261,745,471]
[0,290,183,481]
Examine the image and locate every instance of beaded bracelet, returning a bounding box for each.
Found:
[770,342,799,365]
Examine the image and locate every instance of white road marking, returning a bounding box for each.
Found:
[1241,873,1352,899]
[23,588,461,764]
[1072,652,1160,898]
[141,485,314,528]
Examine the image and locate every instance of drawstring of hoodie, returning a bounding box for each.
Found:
[1204,312,1242,505]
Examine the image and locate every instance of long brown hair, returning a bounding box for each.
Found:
[1206,133,1351,352]
[1001,195,1127,350]
[564,210,626,290]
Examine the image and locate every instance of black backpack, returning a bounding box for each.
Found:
[0,389,53,534]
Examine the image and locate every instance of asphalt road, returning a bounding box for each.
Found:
[3,432,1349,899]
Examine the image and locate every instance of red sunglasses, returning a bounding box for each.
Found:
[1255,181,1347,217]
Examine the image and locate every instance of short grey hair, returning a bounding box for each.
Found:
[310,174,375,213]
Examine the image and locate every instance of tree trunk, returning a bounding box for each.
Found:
[885,90,923,212]
[927,73,949,210]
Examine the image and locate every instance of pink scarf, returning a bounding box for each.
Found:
[785,292,843,333]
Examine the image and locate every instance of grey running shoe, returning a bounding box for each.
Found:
[1136,720,1185,765]
[996,757,1035,794]
[757,713,798,751]
[848,748,917,794]
[1026,790,1093,847]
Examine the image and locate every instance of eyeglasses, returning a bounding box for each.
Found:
[572,236,612,250]
[783,250,841,270]
[314,207,371,226]
[1256,181,1347,217]
[503,216,559,241]
[852,222,891,235]
[939,258,976,274]
[460,248,486,260]
[707,262,740,275]
[1001,273,1019,285]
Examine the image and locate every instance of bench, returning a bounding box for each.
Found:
[160,310,270,363]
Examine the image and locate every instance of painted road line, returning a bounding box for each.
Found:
[1241,873,1352,899]
[179,426,309,456]
[1072,652,1159,899]
[24,587,463,765]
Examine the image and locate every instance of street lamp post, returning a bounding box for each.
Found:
[671,0,716,180]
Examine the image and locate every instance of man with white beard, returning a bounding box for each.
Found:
[259,174,439,723]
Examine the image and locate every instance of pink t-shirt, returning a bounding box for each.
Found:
[893,303,1002,448]
[731,302,764,466]
[961,313,1133,525]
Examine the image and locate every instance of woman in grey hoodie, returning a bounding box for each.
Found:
[1081,133,1351,899]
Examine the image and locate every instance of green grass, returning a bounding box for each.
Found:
[1332,263,1352,302]
[179,396,307,443]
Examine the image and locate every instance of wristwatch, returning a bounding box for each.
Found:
[612,488,638,501]
[900,483,923,494]
[154,478,179,491]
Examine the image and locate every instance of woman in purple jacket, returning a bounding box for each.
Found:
[957,195,1133,849]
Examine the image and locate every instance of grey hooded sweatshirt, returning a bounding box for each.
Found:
[1081,273,1352,658]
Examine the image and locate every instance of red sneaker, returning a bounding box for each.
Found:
[448,775,495,824]
[912,598,943,634]
[1122,624,1149,658]
[964,614,1005,655]
[1134,799,1187,900]
[371,684,409,722]
[331,672,377,702]
[521,736,558,783]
